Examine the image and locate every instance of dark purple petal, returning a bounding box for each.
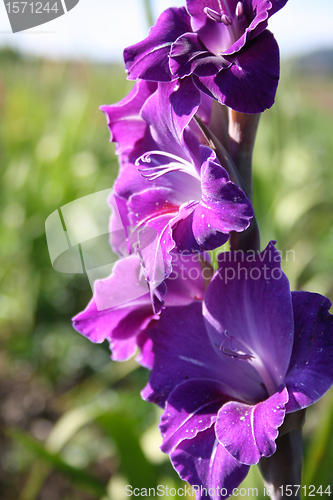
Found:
[195,149,253,233]
[172,148,253,252]
[285,291,333,413]
[216,386,288,465]
[100,80,157,161]
[142,302,267,407]
[238,0,271,47]
[196,91,212,125]
[204,242,293,396]
[124,7,191,82]
[170,34,231,79]
[141,79,201,165]
[170,426,250,500]
[142,303,221,406]
[187,0,273,57]
[193,30,280,113]
[160,379,227,454]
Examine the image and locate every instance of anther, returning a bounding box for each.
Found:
[236,1,244,20]
[221,14,232,26]
[204,7,223,22]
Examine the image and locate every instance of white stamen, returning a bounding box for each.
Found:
[136,151,200,181]
[236,1,244,20]
[204,7,223,22]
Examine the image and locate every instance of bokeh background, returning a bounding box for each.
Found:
[0,1,333,499]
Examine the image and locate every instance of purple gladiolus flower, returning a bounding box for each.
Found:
[143,242,333,498]
[101,78,253,289]
[72,252,207,368]
[124,0,288,113]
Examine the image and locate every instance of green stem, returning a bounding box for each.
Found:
[227,110,261,252]
[228,109,260,202]
[258,395,306,499]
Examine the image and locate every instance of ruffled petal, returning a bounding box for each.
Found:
[170,33,231,79]
[72,256,156,343]
[109,336,138,363]
[172,148,253,251]
[170,426,250,500]
[160,379,227,454]
[195,148,253,233]
[135,331,155,369]
[172,201,230,253]
[100,80,157,162]
[193,30,280,113]
[216,386,288,465]
[124,7,191,81]
[285,291,333,412]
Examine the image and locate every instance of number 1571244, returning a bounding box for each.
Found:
[5,2,59,14]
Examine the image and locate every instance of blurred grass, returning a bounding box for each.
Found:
[0,47,332,499]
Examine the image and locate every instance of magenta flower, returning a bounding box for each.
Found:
[101,78,253,289]
[143,243,333,498]
[72,252,207,368]
[124,0,288,113]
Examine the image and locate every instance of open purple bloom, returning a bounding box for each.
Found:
[72,252,207,368]
[143,242,333,498]
[124,0,288,113]
[101,78,253,288]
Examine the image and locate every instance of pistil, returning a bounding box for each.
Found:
[220,331,277,396]
[204,7,232,26]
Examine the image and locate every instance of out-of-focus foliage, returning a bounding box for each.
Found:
[0,47,332,499]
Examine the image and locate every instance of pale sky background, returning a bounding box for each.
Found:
[0,0,332,62]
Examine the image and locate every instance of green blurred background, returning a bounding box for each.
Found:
[0,44,333,499]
